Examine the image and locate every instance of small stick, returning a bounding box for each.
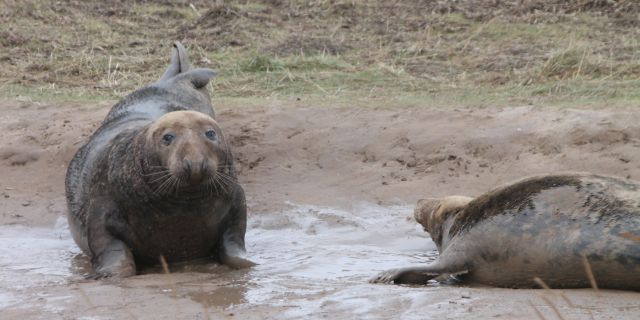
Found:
[539,295,566,320]
[534,277,575,308]
[533,277,551,290]
[581,254,599,290]
[528,301,547,320]
[77,284,96,309]
[159,255,178,298]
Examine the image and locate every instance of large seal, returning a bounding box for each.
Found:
[372,173,640,290]
[65,42,254,278]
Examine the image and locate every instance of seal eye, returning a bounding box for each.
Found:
[205,129,217,141]
[162,133,175,145]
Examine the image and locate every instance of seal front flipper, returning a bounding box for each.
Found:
[370,263,468,285]
[219,188,256,269]
[84,238,135,279]
[220,236,257,269]
[86,198,136,278]
[219,222,257,270]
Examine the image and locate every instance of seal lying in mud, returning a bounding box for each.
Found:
[372,173,640,290]
[65,42,254,278]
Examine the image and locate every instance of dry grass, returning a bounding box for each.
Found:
[581,254,599,291]
[2,0,640,107]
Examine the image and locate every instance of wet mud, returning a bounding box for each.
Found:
[1,100,640,319]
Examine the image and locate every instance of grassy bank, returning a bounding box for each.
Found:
[2,0,640,107]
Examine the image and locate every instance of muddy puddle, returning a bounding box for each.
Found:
[1,203,639,319]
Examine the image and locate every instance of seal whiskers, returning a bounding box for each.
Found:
[213,170,236,193]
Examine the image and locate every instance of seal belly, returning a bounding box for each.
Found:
[131,223,221,264]
[66,120,150,253]
[120,202,231,264]
[453,183,640,289]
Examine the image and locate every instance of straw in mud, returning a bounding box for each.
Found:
[159,254,185,318]
[159,254,177,298]
[533,277,566,320]
[77,284,138,320]
[533,277,575,307]
[528,301,547,320]
[581,254,599,291]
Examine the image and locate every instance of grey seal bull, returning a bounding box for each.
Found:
[372,173,640,290]
[65,42,254,278]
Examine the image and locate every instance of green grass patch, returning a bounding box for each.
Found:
[281,55,353,71]
[4,78,640,109]
[0,84,119,103]
[238,54,351,73]
[239,54,284,72]
[540,47,602,79]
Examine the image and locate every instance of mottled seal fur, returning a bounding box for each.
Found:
[372,173,640,290]
[65,42,254,278]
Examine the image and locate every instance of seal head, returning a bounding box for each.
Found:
[144,111,231,193]
[414,196,472,251]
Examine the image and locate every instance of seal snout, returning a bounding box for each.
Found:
[414,198,438,230]
[147,110,226,192]
[414,196,472,233]
[181,157,213,185]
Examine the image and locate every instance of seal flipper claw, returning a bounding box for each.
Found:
[84,271,116,280]
[371,264,467,285]
[220,251,257,269]
[84,272,105,280]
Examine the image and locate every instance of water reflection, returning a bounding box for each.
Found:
[185,279,249,309]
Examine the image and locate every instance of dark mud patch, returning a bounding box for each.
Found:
[0,146,41,166]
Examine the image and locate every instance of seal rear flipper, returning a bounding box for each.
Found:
[175,68,217,89]
[158,41,193,82]
[370,264,468,285]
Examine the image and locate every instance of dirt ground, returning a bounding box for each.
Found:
[1,99,639,319]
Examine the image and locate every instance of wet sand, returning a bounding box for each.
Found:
[1,100,639,319]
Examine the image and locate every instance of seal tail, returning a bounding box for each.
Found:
[158,41,193,82]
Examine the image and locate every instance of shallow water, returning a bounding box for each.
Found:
[1,203,638,319]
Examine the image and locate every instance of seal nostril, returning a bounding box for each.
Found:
[200,161,209,175]
[184,159,192,175]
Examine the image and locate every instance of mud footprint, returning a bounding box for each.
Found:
[0,146,41,166]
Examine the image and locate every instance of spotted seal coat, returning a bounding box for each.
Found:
[372,173,640,290]
[65,42,254,278]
